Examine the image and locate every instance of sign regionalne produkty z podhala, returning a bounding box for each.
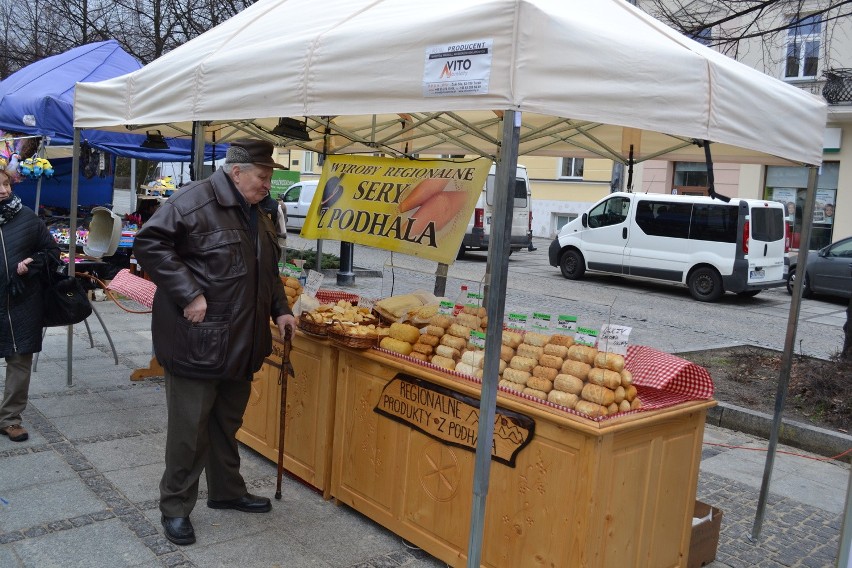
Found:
[300,155,491,264]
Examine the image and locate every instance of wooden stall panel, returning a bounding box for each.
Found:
[238,362,278,462]
[332,353,404,517]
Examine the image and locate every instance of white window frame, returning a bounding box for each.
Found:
[559,157,584,179]
[301,151,315,173]
[784,14,821,80]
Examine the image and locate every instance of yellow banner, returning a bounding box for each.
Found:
[300,155,491,264]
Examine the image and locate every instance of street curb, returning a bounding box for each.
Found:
[707,401,851,460]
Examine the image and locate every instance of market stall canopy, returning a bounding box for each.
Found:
[1,40,225,161]
[73,0,826,166]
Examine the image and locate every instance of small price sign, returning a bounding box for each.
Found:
[280,263,302,278]
[506,312,527,330]
[469,330,486,349]
[438,300,455,315]
[466,292,483,307]
[531,312,551,331]
[304,270,324,297]
[574,326,598,347]
[358,296,376,312]
[598,325,631,356]
[557,315,578,334]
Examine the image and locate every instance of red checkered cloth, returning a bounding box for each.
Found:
[108,269,156,309]
[625,345,714,400]
[315,289,361,305]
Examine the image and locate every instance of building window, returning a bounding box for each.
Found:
[555,213,577,233]
[301,151,315,173]
[673,162,709,195]
[765,162,838,250]
[784,14,821,79]
[560,158,584,179]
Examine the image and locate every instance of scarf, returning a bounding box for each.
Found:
[0,194,23,226]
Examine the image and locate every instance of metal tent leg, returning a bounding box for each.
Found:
[88,302,119,365]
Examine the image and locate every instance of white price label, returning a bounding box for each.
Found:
[557,315,578,334]
[469,330,486,349]
[506,313,527,330]
[438,300,455,315]
[304,270,324,297]
[574,326,598,348]
[531,312,551,331]
[598,325,631,356]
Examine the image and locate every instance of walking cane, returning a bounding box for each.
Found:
[275,328,295,500]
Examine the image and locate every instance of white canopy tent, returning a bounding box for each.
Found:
[72,0,828,564]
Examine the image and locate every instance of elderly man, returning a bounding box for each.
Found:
[134,139,296,546]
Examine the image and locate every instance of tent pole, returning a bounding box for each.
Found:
[130,159,138,212]
[466,109,520,567]
[750,165,819,541]
[192,121,205,180]
[67,128,82,387]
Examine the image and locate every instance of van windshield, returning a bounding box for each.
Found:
[485,175,528,208]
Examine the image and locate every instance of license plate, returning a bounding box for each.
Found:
[486,215,492,225]
[750,269,765,280]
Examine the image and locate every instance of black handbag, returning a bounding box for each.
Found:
[42,272,93,327]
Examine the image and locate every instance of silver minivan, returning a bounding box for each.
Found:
[279,180,319,230]
[548,192,789,301]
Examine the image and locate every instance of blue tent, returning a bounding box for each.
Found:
[0,40,224,161]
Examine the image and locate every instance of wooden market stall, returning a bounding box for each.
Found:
[239,329,715,567]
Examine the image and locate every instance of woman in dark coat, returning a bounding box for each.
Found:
[0,167,61,442]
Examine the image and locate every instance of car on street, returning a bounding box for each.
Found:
[786,235,852,299]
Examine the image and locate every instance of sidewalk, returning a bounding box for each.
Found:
[0,300,848,567]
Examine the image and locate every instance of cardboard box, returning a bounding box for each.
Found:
[688,500,723,568]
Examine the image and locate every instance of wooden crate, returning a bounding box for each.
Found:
[330,348,713,567]
[237,331,338,497]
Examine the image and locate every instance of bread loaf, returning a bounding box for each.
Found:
[460,350,485,368]
[560,359,591,380]
[594,352,625,373]
[380,337,413,356]
[431,355,456,370]
[527,375,553,393]
[447,323,472,339]
[435,344,460,360]
[543,344,569,359]
[567,344,598,364]
[620,369,633,387]
[430,314,453,329]
[418,333,440,347]
[412,342,433,355]
[523,387,548,401]
[503,368,531,385]
[455,313,481,330]
[516,344,544,360]
[548,334,575,348]
[439,334,467,351]
[502,331,523,349]
[389,322,421,344]
[509,356,537,372]
[425,325,445,338]
[532,365,558,382]
[499,379,522,392]
[523,331,550,348]
[587,368,622,390]
[538,354,563,370]
[575,400,608,418]
[500,344,515,362]
[456,362,477,377]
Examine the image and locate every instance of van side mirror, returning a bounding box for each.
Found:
[581,213,588,228]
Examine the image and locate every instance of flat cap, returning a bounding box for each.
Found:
[225,139,287,169]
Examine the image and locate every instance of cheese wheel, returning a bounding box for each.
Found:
[425,325,446,338]
[419,333,440,347]
[575,400,608,418]
[607,403,619,415]
[547,390,578,409]
[500,344,515,363]
[389,322,421,344]
[614,386,626,404]
[503,368,531,385]
[543,344,569,359]
[430,314,453,329]
[509,356,536,372]
[456,362,477,377]
[408,351,429,362]
[567,344,598,364]
[412,342,434,355]
[447,323,472,339]
[284,277,300,289]
[461,350,485,368]
[380,337,413,356]
[523,387,548,401]
[594,352,625,372]
[532,365,558,382]
[554,374,584,395]
[619,400,631,413]
[499,379,522,392]
[516,344,544,360]
[587,368,622,390]
[581,383,615,406]
[630,397,643,410]
[456,313,481,330]
[502,331,523,349]
[523,331,549,348]
[548,334,575,348]
[527,375,553,393]
[431,355,456,370]
[561,359,591,380]
[440,334,467,351]
[435,344,460,360]
[538,354,563,370]
[625,384,638,402]
[620,369,634,387]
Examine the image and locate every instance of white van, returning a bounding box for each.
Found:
[459,164,532,258]
[548,192,789,301]
[278,179,319,230]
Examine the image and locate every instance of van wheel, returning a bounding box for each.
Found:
[559,250,585,280]
[687,267,723,302]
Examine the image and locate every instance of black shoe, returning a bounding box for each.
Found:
[207,493,272,513]
[161,515,195,545]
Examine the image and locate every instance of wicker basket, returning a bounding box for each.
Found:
[298,313,328,336]
[327,327,378,349]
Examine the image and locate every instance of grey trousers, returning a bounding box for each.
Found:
[159,371,252,517]
[0,353,34,429]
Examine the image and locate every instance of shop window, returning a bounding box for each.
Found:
[765,163,837,250]
[784,14,821,79]
[673,162,708,195]
[555,213,577,232]
[560,158,584,179]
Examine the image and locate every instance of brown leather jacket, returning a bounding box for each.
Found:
[133,168,291,380]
